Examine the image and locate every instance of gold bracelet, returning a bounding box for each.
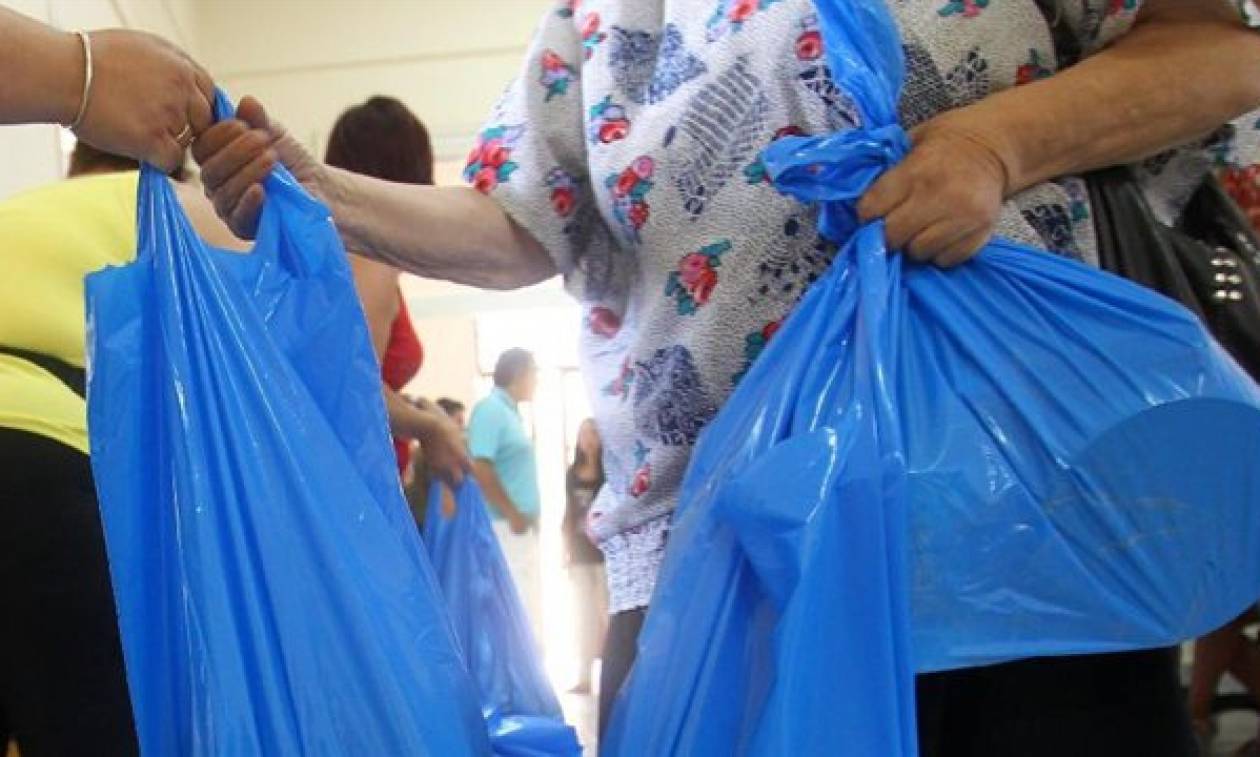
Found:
[67,31,93,132]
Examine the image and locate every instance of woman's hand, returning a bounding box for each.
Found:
[857,112,1012,268]
[74,30,215,172]
[192,96,323,239]
[415,407,472,488]
[0,7,213,172]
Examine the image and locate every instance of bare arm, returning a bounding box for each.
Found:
[859,0,1260,266]
[193,97,557,291]
[347,254,471,484]
[978,0,1260,194]
[0,7,82,127]
[0,7,212,171]
[472,459,527,530]
[327,174,557,291]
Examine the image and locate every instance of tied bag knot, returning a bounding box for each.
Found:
[762,123,910,243]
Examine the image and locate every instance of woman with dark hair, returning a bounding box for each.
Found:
[324,96,469,486]
[564,419,607,695]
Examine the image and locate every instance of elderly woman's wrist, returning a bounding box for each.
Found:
[917,110,1021,196]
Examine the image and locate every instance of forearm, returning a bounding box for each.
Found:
[472,460,522,519]
[322,168,557,290]
[0,8,82,126]
[958,12,1260,196]
[383,384,429,439]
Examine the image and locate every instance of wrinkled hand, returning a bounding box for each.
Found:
[416,408,471,489]
[74,30,214,172]
[192,96,322,239]
[857,113,1012,267]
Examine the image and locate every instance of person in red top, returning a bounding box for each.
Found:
[324,96,467,484]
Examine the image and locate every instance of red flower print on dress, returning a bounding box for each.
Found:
[629,465,652,497]
[614,170,639,197]
[937,0,989,18]
[464,124,524,194]
[795,29,823,61]
[551,188,576,216]
[580,12,601,37]
[629,441,652,498]
[728,0,758,21]
[544,167,583,232]
[605,157,655,242]
[733,317,784,383]
[588,307,622,338]
[556,0,580,18]
[600,121,629,142]
[472,168,498,194]
[602,356,634,400]
[482,140,509,169]
[706,0,783,41]
[627,202,650,228]
[665,240,733,315]
[1106,0,1138,16]
[538,49,577,101]
[1223,164,1260,232]
[1015,49,1053,86]
[579,12,608,59]
[588,95,631,145]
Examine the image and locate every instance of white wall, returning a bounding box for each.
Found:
[198,0,552,163]
[0,0,200,200]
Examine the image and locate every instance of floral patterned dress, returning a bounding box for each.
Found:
[468,0,1259,613]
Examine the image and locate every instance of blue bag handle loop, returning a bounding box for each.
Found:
[135,89,316,268]
[760,0,909,246]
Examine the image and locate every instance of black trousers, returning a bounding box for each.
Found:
[599,609,1195,757]
[0,429,138,756]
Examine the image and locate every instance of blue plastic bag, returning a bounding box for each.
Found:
[423,481,581,755]
[605,2,1260,755]
[86,93,490,755]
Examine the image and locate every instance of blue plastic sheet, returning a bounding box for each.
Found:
[86,92,490,755]
[605,1,1260,755]
[423,481,581,755]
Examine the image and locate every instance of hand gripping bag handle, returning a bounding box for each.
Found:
[136,90,326,278]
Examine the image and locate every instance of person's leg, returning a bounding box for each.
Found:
[491,520,544,648]
[593,563,609,676]
[0,429,138,756]
[940,648,1194,757]
[570,563,597,690]
[597,607,646,745]
[518,526,543,646]
[1191,614,1253,745]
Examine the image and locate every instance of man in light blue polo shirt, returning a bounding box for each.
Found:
[468,348,542,630]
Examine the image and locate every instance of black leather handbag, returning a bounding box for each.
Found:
[1030,0,1260,378]
[1086,166,1260,379]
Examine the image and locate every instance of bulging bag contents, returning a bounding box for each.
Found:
[605,1,1260,755]
[86,92,490,756]
[423,480,582,756]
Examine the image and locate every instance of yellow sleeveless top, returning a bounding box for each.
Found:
[0,171,139,454]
